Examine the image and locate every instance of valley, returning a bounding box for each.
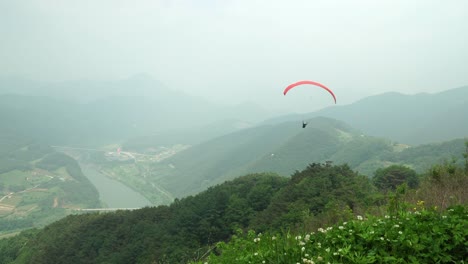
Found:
[0,78,466,263]
[1,3,467,261]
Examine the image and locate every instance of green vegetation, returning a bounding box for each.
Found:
[0,145,466,263]
[123,116,465,199]
[198,145,468,263]
[373,165,418,191]
[200,206,467,264]
[0,135,100,234]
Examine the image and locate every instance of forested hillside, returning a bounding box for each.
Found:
[1,153,467,263]
[0,163,376,263]
[0,134,100,235]
[150,117,466,198]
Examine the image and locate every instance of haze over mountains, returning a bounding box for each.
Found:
[1,76,467,147]
[1,76,467,196]
[1,74,467,242]
[310,86,468,145]
[156,117,466,198]
[0,75,275,146]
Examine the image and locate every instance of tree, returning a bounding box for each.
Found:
[373,165,418,191]
[464,140,468,174]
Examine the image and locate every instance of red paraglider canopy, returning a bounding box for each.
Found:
[283,80,336,104]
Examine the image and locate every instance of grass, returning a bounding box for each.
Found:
[0,195,22,207]
[0,231,21,239]
[20,191,51,202]
[0,170,30,186]
[54,167,72,180]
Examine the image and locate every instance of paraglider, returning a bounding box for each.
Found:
[283,80,336,104]
[283,80,336,128]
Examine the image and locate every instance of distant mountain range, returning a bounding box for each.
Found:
[0,76,274,146]
[2,76,467,200]
[2,76,466,146]
[305,86,468,145]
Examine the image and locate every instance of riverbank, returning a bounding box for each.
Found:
[80,164,152,208]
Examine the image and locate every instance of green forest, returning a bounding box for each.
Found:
[0,142,466,263]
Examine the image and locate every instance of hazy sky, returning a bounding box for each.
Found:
[1,0,468,112]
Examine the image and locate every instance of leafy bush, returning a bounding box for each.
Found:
[198,206,468,263]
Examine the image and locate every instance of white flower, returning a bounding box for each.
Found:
[385,215,390,219]
[305,234,310,241]
[302,247,306,252]
[393,224,400,228]
[398,231,403,235]
[357,215,363,220]
[254,252,258,256]
[339,226,344,230]
[325,248,330,253]
[272,236,276,240]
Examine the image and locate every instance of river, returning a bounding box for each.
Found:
[80,164,152,208]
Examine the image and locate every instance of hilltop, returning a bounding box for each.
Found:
[0,76,274,146]
[305,86,468,145]
[149,117,466,198]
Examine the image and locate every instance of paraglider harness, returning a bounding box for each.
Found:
[302,121,308,128]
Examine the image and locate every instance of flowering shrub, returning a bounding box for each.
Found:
[193,205,467,263]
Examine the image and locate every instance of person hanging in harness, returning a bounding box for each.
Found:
[302,121,308,128]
